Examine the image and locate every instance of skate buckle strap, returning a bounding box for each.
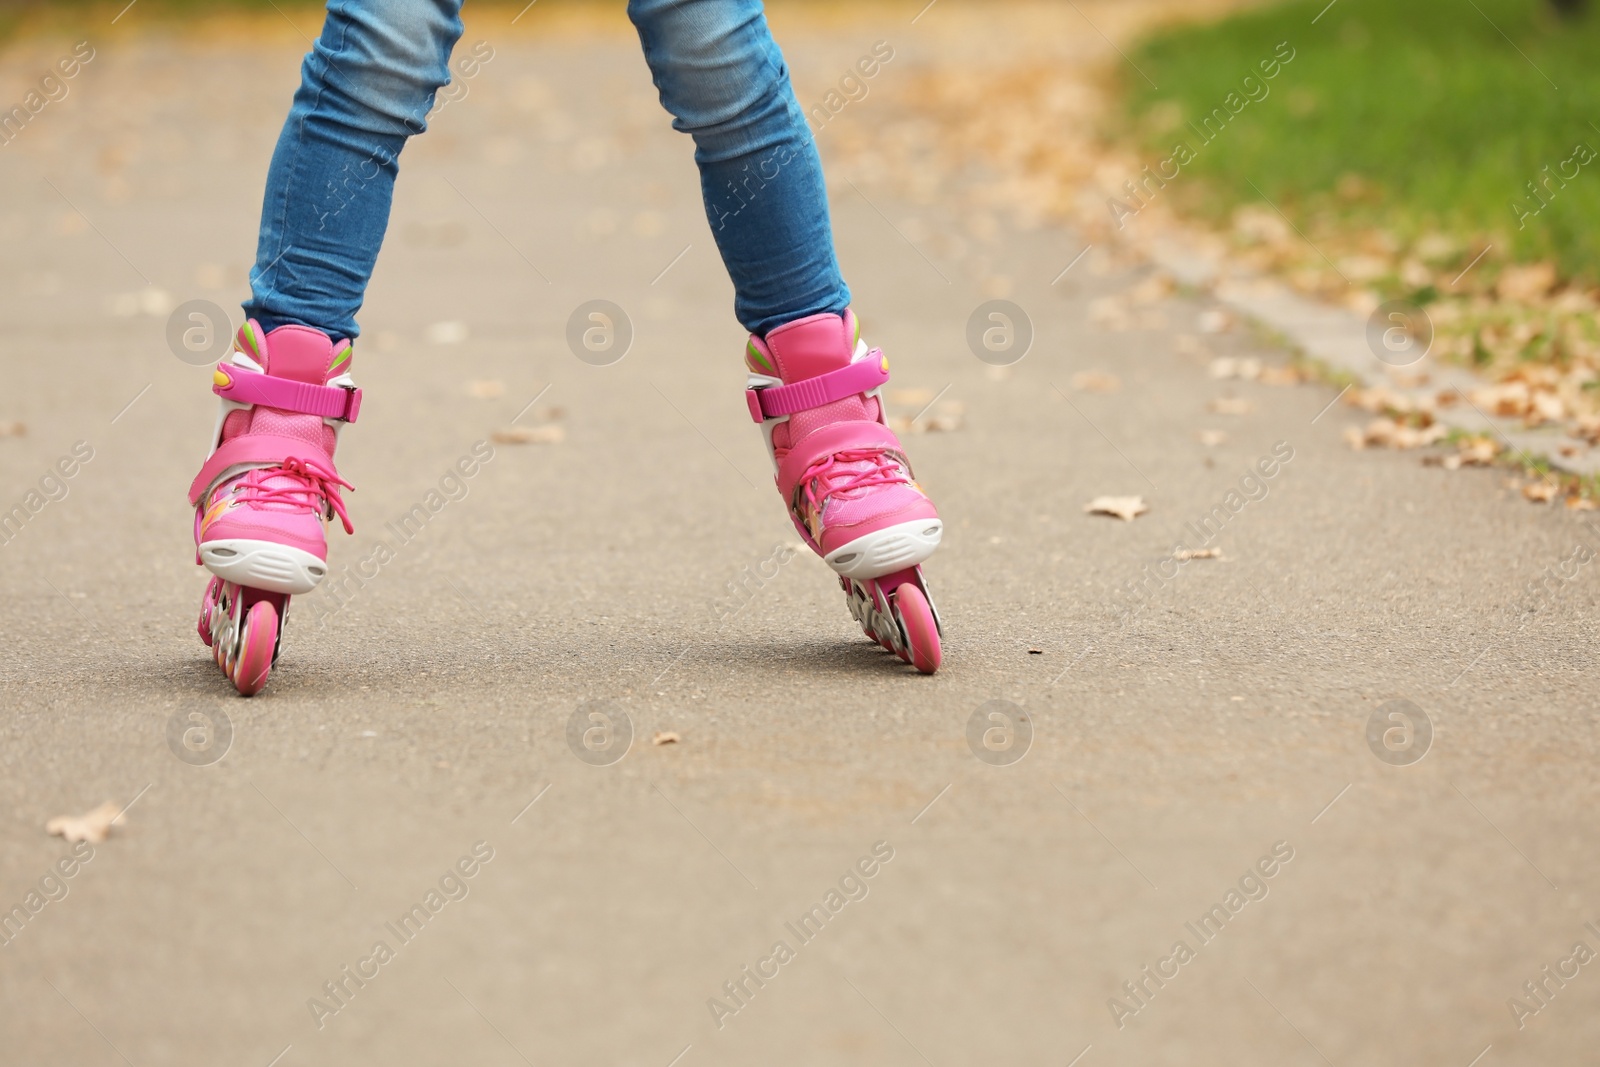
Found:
[746,352,890,423]
[213,364,362,423]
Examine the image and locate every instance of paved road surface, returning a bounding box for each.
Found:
[1,6,1596,1066]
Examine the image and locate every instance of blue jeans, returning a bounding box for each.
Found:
[244,0,850,341]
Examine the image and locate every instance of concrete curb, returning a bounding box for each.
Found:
[1143,235,1600,477]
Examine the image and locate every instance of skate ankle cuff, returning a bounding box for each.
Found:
[213,364,362,423]
[746,352,889,422]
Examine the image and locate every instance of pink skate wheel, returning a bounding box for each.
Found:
[230,599,278,696]
[197,577,221,647]
[894,584,941,675]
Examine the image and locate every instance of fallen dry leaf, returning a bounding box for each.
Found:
[1089,296,1131,331]
[1346,385,1427,415]
[891,401,965,434]
[1070,370,1121,393]
[426,320,469,345]
[1258,366,1304,386]
[1468,380,1531,418]
[1208,397,1254,416]
[1085,495,1149,522]
[1174,547,1223,561]
[465,379,505,399]
[1197,429,1228,447]
[492,425,566,445]
[1529,390,1566,425]
[652,731,680,746]
[1208,357,1262,381]
[0,420,25,437]
[1338,254,1390,284]
[1455,438,1500,466]
[46,801,125,843]
[1348,417,1449,450]
[1129,271,1175,303]
[1387,368,1430,389]
[1522,481,1559,503]
[1233,203,1292,245]
[1497,262,1558,303]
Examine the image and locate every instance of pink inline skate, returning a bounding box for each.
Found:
[745,310,944,673]
[189,320,359,694]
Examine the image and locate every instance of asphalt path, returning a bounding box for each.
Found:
[1,8,1596,1066]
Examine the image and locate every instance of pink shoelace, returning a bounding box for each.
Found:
[233,456,355,534]
[799,448,910,519]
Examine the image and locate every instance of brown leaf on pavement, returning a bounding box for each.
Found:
[1424,437,1502,467]
[1174,547,1222,560]
[1208,397,1254,415]
[46,801,125,843]
[492,425,566,445]
[1522,481,1559,503]
[1089,296,1131,331]
[1207,357,1261,381]
[1129,271,1175,303]
[1070,370,1121,393]
[1085,495,1149,522]
[1347,418,1448,450]
[1258,366,1305,386]
[1197,429,1228,446]
[891,401,965,434]
[652,731,680,746]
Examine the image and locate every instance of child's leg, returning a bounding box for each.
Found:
[627,0,848,336]
[247,0,465,340]
[628,1,944,672]
[193,0,464,694]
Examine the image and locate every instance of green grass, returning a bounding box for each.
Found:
[1121,0,1600,282]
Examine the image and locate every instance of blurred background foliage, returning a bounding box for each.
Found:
[4,0,1594,284]
[1122,0,1600,281]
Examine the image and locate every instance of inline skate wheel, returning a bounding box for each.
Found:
[894,583,941,675]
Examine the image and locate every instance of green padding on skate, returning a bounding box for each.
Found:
[240,321,263,360]
[746,341,773,373]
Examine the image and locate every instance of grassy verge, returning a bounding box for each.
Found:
[1115,0,1600,435]
[1122,0,1600,283]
